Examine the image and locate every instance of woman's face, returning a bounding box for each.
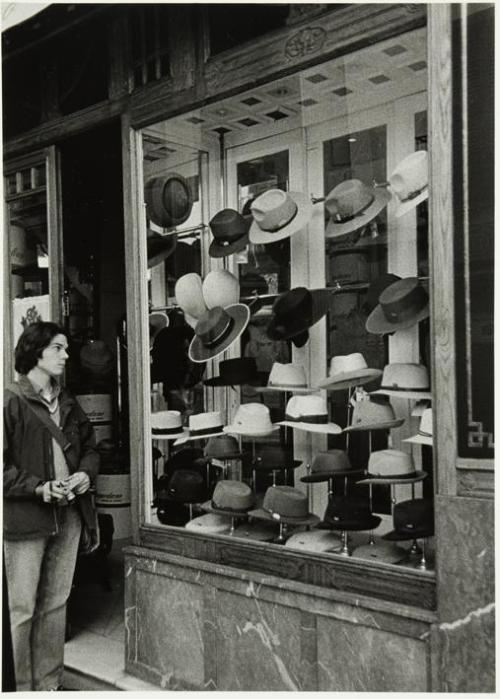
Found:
[37,333,69,378]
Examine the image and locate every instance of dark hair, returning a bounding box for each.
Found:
[15,322,66,375]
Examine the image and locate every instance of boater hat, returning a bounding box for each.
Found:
[325,179,391,238]
[343,396,405,432]
[357,449,426,485]
[403,407,433,446]
[389,150,429,217]
[189,304,250,363]
[277,394,342,435]
[209,208,251,258]
[369,363,432,400]
[204,435,243,460]
[203,358,268,387]
[256,362,313,394]
[267,287,331,348]
[383,498,434,541]
[316,353,382,391]
[151,410,186,440]
[144,173,193,228]
[249,189,312,244]
[224,403,278,437]
[201,480,255,515]
[249,485,320,526]
[202,270,240,309]
[319,495,382,531]
[366,277,429,334]
[173,410,225,445]
[301,450,363,483]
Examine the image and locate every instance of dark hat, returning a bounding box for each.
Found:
[201,480,255,515]
[189,304,250,363]
[252,445,300,472]
[319,496,381,531]
[366,277,429,334]
[204,435,243,460]
[362,273,402,315]
[267,287,331,348]
[158,469,207,504]
[300,450,363,483]
[204,358,268,387]
[165,447,205,474]
[147,228,177,268]
[383,498,434,541]
[209,208,251,258]
[249,485,320,526]
[150,324,206,390]
[144,173,193,228]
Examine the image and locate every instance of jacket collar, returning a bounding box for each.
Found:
[17,375,76,411]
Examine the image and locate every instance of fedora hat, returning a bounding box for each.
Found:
[202,269,240,309]
[80,340,114,378]
[224,403,278,437]
[344,396,405,432]
[147,227,178,268]
[325,179,391,238]
[301,450,363,483]
[366,277,429,334]
[175,273,208,325]
[267,287,331,348]
[158,469,207,504]
[151,410,186,440]
[357,449,426,485]
[403,407,433,446]
[369,363,432,400]
[201,480,255,515]
[256,362,313,394]
[362,273,402,315]
[285,529,339,553]
[249,485,320,526]
[277,394,341,434]
[249,189,312,245]
[188,304,250,363]
[144,173,193,228]
[204,357,268,387]
[185,513,232,534]
[204,435,243,460]
[174,410,225,445]
[383,498,434,541]
[209,208,250,258]
[389,150,428,217]
[165,447,205,474]
[319,495,381,531]
[316,353,382,391]
[252,445,299,472]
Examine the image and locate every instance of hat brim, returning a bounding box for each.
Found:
[325,188,391,239]
[223,425,279,437]
[318,514,382,531]
[173,427,225,446]
[382,526,434,541]
[300,468,365,483]
[365,303,430,334]
[204,371,269,387]
[231,522,280,542]
[316,368,382,391]
[209,232,249,258]
[255,385,315,395]
[369,388,432,401]
[151,429,187,441]
[343,417,405,433]
[200,501,253,516]
[356,471,427,485]
[276,420,342,435]
[403,434,433,446]
[267,288,331,342]
[249,192,313,244]
[189,304,250,363]
[351,541,407,563]
[185,515,232,534]
[285,529,341,552]
[395,188,428,218]
[248,508,320,527]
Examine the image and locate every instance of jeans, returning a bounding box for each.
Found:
[3,506,81,691]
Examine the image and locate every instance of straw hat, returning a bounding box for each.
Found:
[175,273,208,324]
[249,189,312,244]
[224,403,278,437]
[256,362,313,394]
[343,396,404,432]
[325,179,391,238]
[277,394,342,435]
[389,150,428,217]
[315,353,382,391]
[173,410,225,445]
[202,269,240,309]
[357,449,427,485]
[369,363,432,400]
[403,407,433,446]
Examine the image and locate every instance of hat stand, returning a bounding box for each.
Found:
[275,521,289,545]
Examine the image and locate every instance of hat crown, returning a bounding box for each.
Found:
[202,270,240,309]
[393,498,433,532]
[351,399,396,426]
[363,274,402,314]
[285,393,327,419]
[419,408,433,436]
[211,480,255,511]
[217,357,258,382]
[268,362,308,388]
[329,352,368,376]
[379,277,428,324]
[381,363,430,391]
[262,485,308,519]
[166,468,206,502]
[209,208,248,242]
[325,179,375,219]
[204,434,241,459]
[251,189,298,233]
[324,495,372,522]
[312,449,351,474]
[273,287,311,320]
[151,410,182,430]
[368,449,415,477]
[232,402,273,431]
[175,273,208,320]
[389,151,428,201]
[195,306,232,345]
[145,173,193,228]
[188,411,223,432]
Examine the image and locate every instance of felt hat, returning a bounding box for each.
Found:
[357,449,426,485]
[201,480,255,515]
[252,445,300,472]
[202,269,240,309]
[256,362,313,394]
[185,513,232,534]
[403,408,433,446]
[267,287,331,348]
[204,435,243,460]
[277,394,342,434]
[150,324,206,390]
[209,208,250,258]
[157,469,207,504]
[325,179,391,238]
[369,363,432,400]
[249,189,312,245]
[362,273,402,315]
[389,150,429,217]
[144,173,193,228]
[284,529,340,553]
[151,410,186,440]
[164,447,205,474]
[319,495,382,531]
[316,352,382,391]
[188,304,250,363]
[204,357,268,387]
[175,273,208,326]
[383,498,434,541]
[249,485,320,526]
[173,411,225,445]
[366,277,429,334]
[343,396,404,432]
[80,340,114,378]
[224,403,278,437]
[300,450,363,483]
[147,227,178,268]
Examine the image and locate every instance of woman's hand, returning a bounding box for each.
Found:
[64,471,91,495]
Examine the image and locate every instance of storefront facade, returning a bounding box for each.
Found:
[3,4,494,692]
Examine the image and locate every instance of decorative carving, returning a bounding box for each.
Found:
[285,27,326,60]
[468,421,494,449]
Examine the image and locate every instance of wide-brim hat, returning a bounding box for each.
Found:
[249,485,319,527]
[152,427,186,441]
[370,387,432,401]
[276,418,341,435]
[344,416,404,433]
[318,496,382,531]
[147,228,178,268]
[404,432,433,446]
[325,182,391,238]
[390,151,429,218]
[357,471,427,485]
[256,385,314,395]
[249,191,312,244]
[318,513,382,532]
[343,397,405,432]
[173,426,225,446]
[249,507,319,527]
[382,498,434,540]
[267,287,331,345]
[362,273,402,316]
[204,358,268,387]
[144,173,193,228]
[366,277,429,334]
[189,303,250,363]
[316,367,382,391]
[255,362,314,394]
[209,208,251,258]
[301,467,364,483]
[159,469,207,504]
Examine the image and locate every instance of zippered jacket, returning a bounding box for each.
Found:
[3,375,100,539]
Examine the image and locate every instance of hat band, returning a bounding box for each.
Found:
[269,381,307,389]
[211,500,251,513]
[368,471,418,479]
[285,413,328,424]
[261,202,298,233]
[400,184,428,203]
[201,316,235,348]
[333,194,375,224]
[152,425,182,435]
[417,429,432,438]
[265,507,307,521]
[381,384,429,392]
[189,425,224,437]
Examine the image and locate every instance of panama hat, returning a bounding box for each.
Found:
[151,410,186,440]
[202,269,240,309]
[144,173,193,228]
[204,435,243,460]
[369,363,432,400]
[175,273,208,324]
[147,227,178,268]
[249,485,320,526]
[316,353,382,391]
[389,150,429,217]
[185,513,232,534]
[256,362,313,394]
[201,480,255,516]
[188,304,250,363]
[249,189,312,244]
[267,287,331,348]
[204,358,268,387]
[361,273,402,315]
[366,277,429,334]
[284,529,340,553]
[357,449,426,485]
[383,498,434,541]
[319,495,382,531]
[173,411,225,445]
[277,394,342,434]
[325,179,391,238]
[344,396,404,432]
[403,408,433,446]
[224,403,278,437]
[300,450,363,483]
[209,208,251,257]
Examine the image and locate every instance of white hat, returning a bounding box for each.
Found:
[316,353,382,391]
[285,529,340,552]
[151,410,186,440]
[175,273,208,323]
[369,363,432,400]
[202,269,240,309]
[249,189,312,244]
[224,403,279,437]
[357,449,427,484]
[404,408,433,446]
[343,397,404,432]
[389,150,428,217]
[174,410,225,445]
[185,513,231,534]
[256,362,313,394]
[277,394,341,434]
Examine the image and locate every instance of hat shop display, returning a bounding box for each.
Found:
[382,498,434,570]
[267,287,331,348]
[209,208,251,258]
[249,189,313,245]
[389,150,429,218]
[343,395,405,432]
[256,362,314,394]
[318,495,382,557]
[144,172,193,228]
[175,273,209,329]
[277,394,342,435]
[189,304,251,363]
[365,276,429,335]
[284,528,340,553]
[251,445,301,489]
[357,449,426,485]
[224,403,278,438]
[300,449,364,484]
[201,480,255,534]
[204,434,243,461]
[156,469,207,524]
[316,353,382,392]
[151,410,187,441]
[403,407,433,446]
[204,357,268,388]
[325,179,391,239]
[174,410,226,445]
[249,485,320,543]
[369,363,432,401]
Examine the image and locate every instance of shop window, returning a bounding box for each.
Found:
[129,5,171,89]
[207,4,290,56]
